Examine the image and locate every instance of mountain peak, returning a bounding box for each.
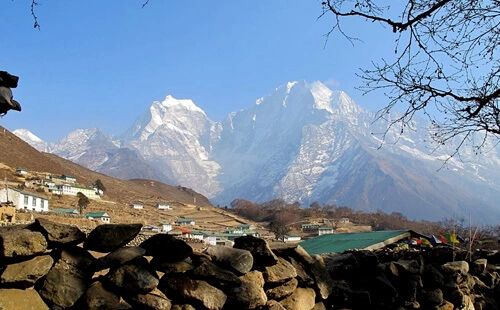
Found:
[159,95,206,116]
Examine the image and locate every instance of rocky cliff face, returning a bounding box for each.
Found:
[1,220,500,309]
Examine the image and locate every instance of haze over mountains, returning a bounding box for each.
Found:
[14,81,500,223]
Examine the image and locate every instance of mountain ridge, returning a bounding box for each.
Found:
[14,80,500,223]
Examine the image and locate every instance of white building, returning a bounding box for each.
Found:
[54,184,100,199]
[131,203,144,210]
[0,187,49,212]
[160,222,173,233]
[156,203,172,210]
[283,235,302,243]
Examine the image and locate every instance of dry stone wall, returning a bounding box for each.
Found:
[1,219,500,310]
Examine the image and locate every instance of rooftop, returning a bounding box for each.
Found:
[300,230,411,255]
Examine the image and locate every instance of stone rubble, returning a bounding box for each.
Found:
[0,219,499,309]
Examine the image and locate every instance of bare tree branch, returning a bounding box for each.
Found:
[321,0,500,157]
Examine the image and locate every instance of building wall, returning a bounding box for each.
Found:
[0,188,49,212]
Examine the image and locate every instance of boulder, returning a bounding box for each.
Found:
[279,287,316,310]
[226,270,267,309]
[205,245,253,274]
[81,281,121,310]
[0,288,49,309]
[265,277,298,300]
[0,254,53,288]
[263,256,297,283]
[159,275,227,310]
[126,292,172,310]
[266,300,286,310]
[233,235,278,268]
[190,257,241,288]
[151,257,194,273]
[106,263,159,295]
[96,246,146,270]
[0,229,47,258]
[309,254,334,300]
[84,224,142,253]
[38,247,95,308]
[441,261,469,275]
[139,234,193,262]
[33,218,86,248]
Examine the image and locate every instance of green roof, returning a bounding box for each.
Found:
[85,212,109,218]
[52,208,79,214]
[300,230,410,255]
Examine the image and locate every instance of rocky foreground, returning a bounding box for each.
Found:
[0,220,499,309]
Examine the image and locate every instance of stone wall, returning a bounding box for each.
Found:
[1,220,499,310]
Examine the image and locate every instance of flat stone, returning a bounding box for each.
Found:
[0,229,47,258]
[84,224,142,253]
[0,288,49,310]
[0,254,54,288]
[34,218,86,248]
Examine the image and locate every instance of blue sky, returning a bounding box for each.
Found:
[1,1,394,142]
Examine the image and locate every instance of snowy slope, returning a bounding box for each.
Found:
[16,81,500,223]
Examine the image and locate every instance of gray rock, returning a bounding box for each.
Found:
[0,254,53,288]
[205,245,253,274]
[234,235,278,268]
[106,263,159,295]
[0,229,47,258]
[139,234,193,262]
[84,224,142,253]
[34,218,86,248]
[38,247,95,308]
[0,288,49,309]
[159,275,227,310]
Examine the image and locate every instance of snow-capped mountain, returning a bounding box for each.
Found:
[13,129,50,152]
[15,81,500,223]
